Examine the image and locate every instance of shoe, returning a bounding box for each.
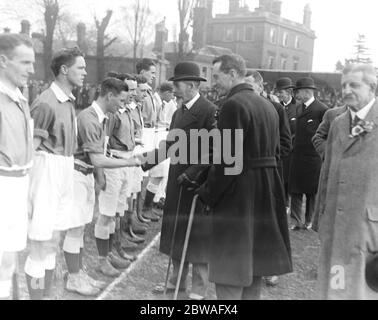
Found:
[114,246,137,262]
[142,208,160,222]
[157,197,165,209]
[79,270,107,290]
[99,258,121,277]
[109,252,131,269]
[305,223,313,230]
[290,224,305,231]
[65,273,100,296]
[264,276,279,287]
[189,293,205,300]
[126,225,145,244]
[152,282,187,294]
[130,217,148,235]
[120,231,139,250]
[152,203,163,217]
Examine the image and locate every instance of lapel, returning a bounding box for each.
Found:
[340,100,378,153]
[297,100,315,119]
[173,96,203,130]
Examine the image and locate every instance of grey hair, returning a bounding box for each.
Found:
[343,63,377,90]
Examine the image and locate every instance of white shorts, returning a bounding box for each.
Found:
[66,171,95,229]
[0,175,29,252]
[99,150,133,217]
[28,152,74,241]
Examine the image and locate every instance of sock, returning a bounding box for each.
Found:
[63,236,80,274]
[109,220,116,252]
[143,190,155,209]
[79,236,84,270]
[43,253,56,296]
[24,256,45,300]
[0,280,12,300]
[95,224,109,257]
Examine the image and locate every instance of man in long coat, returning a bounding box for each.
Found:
[275,77,300,205]
[289,78,328,230]
[316,64,378,300]
[142,62,217,300]
[198,54,292,300]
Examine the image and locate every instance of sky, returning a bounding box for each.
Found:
[1,0,378,72]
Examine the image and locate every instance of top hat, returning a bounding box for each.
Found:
[366,253,378,293]
[168,62,207,82]
[295,77,318,90]
[275,77,295,90]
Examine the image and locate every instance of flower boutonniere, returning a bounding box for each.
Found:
[350,119,377,138]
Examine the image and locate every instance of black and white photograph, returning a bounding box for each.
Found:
[0,0,378,306]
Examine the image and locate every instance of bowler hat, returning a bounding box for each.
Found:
[366,253,378,293]
[295,77,317,90]
[275,77,295,90]
[169,62,207,82]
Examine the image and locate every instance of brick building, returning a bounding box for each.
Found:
[193,0,316,71]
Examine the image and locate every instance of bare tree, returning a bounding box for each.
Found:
[124,0,151,71]
[177,0,195,60]
[95,10,118,82]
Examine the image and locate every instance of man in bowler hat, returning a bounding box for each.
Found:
[289,78,328,230]
[142,62,217,300]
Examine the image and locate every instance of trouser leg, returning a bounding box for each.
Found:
[241,276,263,300]
[191,263,208,297]
[290,193,304,227]
[305,194,316,226]
[215,283,243,300]
[170,259,189,289]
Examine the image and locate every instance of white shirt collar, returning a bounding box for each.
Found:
[283,97,292,107]
[128,101,137,110]
[0,80,27,103]
[50,82,76,103]
[184,92,200,110]
[304,96,315,108]
[350,98,376,121]
[91,101,108,124]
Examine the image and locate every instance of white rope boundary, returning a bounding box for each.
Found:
[96,232,161,300]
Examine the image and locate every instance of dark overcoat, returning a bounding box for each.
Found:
[153,95,217,263]
[198,84,292,287]
[289,99,328,195]
[282,99,300,184]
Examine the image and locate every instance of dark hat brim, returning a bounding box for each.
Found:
[294,85,318,90]
[276,85,295,90]
[168,75,207,82]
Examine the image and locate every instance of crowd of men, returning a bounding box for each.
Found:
[1,32,378,300]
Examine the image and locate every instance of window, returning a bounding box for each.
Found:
[224,27,234,42]
[283,32,289,47]
[268,56,275,69]
[270,28,277,44]
[293,58,299,70]
[244,26,254,41]
[295,35,300,49]
[281,58,287,70]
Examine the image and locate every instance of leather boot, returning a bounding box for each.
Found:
[125,211,145,244]
[114,227,137,262]
[143,189,155,211]
[142,207,160,222]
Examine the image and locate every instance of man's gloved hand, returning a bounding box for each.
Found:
[177,173,200,191]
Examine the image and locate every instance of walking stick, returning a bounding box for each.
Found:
[174,194,199,300]
[163,186,183,295]
[12,253,20,300]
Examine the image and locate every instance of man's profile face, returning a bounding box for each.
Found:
[212,62,233,96]
[66,56,87,88]
[1,44,35,88]
[125,80,137,104]
[276,89,291,104]
[141,66,156,85]
[107,91,125,114]
[342,71,373,111]
[136,83,148,102]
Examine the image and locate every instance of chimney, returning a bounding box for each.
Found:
[76,23,87,54]
[303,3,312,28]
[229,0,240,14]
[272,0,282,16]
[258,0,273,12]
[3,27,11,33]
[153,18,168,56]
[20,20,31,36]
